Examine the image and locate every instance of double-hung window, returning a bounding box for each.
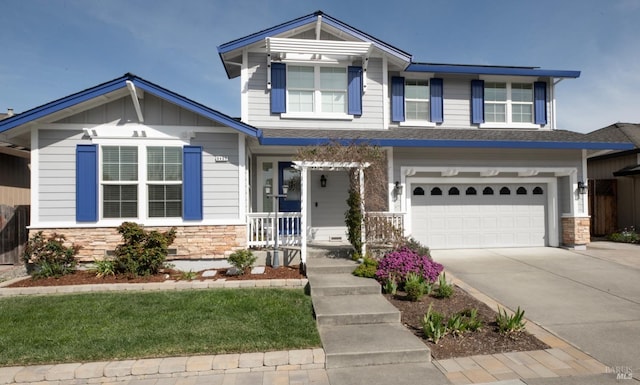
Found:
[102,146,138,218]
[473,80,545,126]
[287,65,347,115]
[405,79,430,121]
[147,147,183,218]
[484,82,533,124]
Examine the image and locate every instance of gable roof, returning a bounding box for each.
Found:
[259,127,634,150]
[585,123,640,148]
[0,73,261,139]
[217,10,412,79]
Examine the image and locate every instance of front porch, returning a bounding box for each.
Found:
[246,211,405,263]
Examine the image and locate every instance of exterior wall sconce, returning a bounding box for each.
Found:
[320,174,327,188]
[394,181,403,197]
[577,181,588,195]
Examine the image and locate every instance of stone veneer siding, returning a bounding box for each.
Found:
[29,225,246,262]
[561,216,590,247]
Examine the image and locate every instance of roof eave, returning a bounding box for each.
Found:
[259,137,633,150]
[406,63,580,78]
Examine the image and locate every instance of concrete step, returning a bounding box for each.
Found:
[306,257,358,275]
[319,323,431,369]
[327,362,449,385]
[307,245,353,259]
[313,294,400,326]
[307,273,381,296]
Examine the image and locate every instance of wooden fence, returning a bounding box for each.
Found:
[0,205,30,264]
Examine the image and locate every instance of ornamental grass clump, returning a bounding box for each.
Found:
[375,247,443,288]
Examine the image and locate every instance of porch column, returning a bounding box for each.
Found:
[300,165,308,265]
[359,166,366,257]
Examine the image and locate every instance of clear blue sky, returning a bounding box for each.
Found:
[1,0,638,133]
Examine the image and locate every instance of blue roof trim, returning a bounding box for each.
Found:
[0,76,128,133]
[0,74,261,138]
[130,78,261,138]
[217,10,411,60]
[259,137,633,150]
[406,63,580,78]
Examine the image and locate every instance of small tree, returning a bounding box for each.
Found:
[345,183,363,256]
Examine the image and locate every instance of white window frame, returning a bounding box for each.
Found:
[96,139,187,227]
[480,77,540,129]
[282,64,353,120]
[146,146,183,219]
[399,74,435,127]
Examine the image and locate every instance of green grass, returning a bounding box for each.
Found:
[0,289,320,366]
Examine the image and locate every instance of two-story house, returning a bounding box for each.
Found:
[0,11,633,265]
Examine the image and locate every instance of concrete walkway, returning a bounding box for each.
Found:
[432,243,640,383]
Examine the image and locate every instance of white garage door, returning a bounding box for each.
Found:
[411,183,547,249]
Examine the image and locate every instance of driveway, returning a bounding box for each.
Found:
[431,242,640,376]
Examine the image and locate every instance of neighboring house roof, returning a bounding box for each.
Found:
[217,10,413,79]
[259,127,633,150]
[406,63,580,79]
[586,123,640,148]
[587,123,640,176]
[0,73,261,140]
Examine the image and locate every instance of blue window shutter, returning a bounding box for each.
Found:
[471,79,485,124]
[391,76,405,122]
[183,146,203,220]
[430,78,444,123]
[347,66,363,115]
[76,144,98,222]
[534,81,547,125]
[271,63,286,114]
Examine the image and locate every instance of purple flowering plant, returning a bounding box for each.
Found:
[375,246,443,285]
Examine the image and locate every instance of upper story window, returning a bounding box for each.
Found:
[405,79,429,121]
[392,77,443,126]
[285,65,348,115]
[472,79,547,127]
[484,82,533,124]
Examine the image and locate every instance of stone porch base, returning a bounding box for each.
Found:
[29,225,246,262]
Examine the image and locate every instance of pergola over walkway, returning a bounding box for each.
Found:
[293,161,370,264]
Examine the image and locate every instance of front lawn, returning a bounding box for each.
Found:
[0,289,320,366]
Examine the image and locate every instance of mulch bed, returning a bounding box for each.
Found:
[6,265,305,287]
[385,286,549,359]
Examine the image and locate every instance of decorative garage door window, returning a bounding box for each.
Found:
[410,184,547,249]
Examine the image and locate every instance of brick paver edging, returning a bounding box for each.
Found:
[0,278,308,297]
[0,349,326,384]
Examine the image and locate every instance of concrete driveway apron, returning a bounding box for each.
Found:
[431,245,640,375]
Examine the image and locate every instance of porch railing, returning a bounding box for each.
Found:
[247,212,302,248]
[365,212,405,245]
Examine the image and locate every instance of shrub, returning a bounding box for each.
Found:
[422,304,446,343]
[93,259,116,278]
[113,222,176,277]
[353,255,379,278]
[345,187,363,256]
[404,272,428,301]
[496,306,527,334]
[375,247,443,286]
[608,227,639,244]
[383,278,398,295]
[180,270,197,280]
[402,237,432,259]
[227,249,257,274]
[434,272,454,299]
[23,232,79,278]
[460,308,483,332]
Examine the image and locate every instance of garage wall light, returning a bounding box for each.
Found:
[577,181,588,195]
[320,174,327,188]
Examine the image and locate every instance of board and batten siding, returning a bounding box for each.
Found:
[38,129,87,222]
[56,94,226,128]
[246,53,385,130]
[193,132,241,218]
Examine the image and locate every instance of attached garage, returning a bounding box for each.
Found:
[410,183,548,249]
